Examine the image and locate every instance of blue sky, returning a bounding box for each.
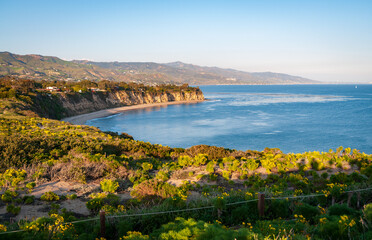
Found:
[1,0,371,82]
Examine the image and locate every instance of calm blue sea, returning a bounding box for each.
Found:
[86,85,372,154]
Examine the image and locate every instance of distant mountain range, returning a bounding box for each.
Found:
[0,52,318,85]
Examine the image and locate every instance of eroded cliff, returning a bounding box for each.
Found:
[56,89,204,118]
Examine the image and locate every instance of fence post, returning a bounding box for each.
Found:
[357,192,361,208]
[347,192,353,207]
[258,193,265,218]
[100,210,106,238]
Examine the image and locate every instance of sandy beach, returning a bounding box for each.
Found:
[61,100,204,125]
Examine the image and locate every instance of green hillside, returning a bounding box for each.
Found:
[0,52,318,85]
[0,52,172,84]
[78,60,318,85]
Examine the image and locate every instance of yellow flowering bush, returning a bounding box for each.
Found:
[0,168,27,189]
[193,153,208,166]
[89,192,108,199]
[242,222,253,229]
[0,224,7,232]
[294,214,307,224]
[141,162,153,171]
[245,192,253,199]
[178,155,192,167]
[338,215,356,228]
[294,189,303,196]
[327,183,347,198]
[120,231,149,240]
[319,217,327,224]
[100,179,119,193]
[24,214,77,239]
[214,196,226,210]
[318,205,326,215]
[40,191,60,201]
[337,215,356,237]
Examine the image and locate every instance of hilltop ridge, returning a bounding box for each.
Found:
[0,51,318,85]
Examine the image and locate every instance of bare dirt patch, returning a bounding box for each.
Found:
[31,181,100,197]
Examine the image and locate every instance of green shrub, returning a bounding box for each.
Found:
[23,195,35,204]
[121,231,149,239]
[209,173,218,181]
[117,220,134,238]
[101,204,117,214]
[294,203,320,223]
[199,224,256,240]
[361,165,372,178]
[330,173,348,184]
[6,204,21,215]
[244,158,259,171]
[193,153,208,166]
[131,180,177,200]
[311,159,324,170]
[0,168,27,188]
[1,190,18,202]
[141,162,153,171]
[100,179,119,193]
[328,204,357,217]
[229,203,260,224]
[152,217,205,239]
[104,193,120,206]
[363,203,372,225]
[238,173,247,180]
[213,196,226,210]
[348,172,366,183]
[26,182,36,192]
[265,174,279,183]
[40,191,60,201]
[317,215,359,240]
[1,193,13,202]
[4,190,18,197]
[86,198,104,213]
[267,200,291,219]
[222,171,231,180]
[163,195,186,208]
[317,220,341,240]
[206,162,215,173]
[321,172,329,179]
[48,203,61,215]
[66,193,77,200]
[229,160,241,171]
[196,174,204,180]
[178,155,192,167]
[156,170,170,181]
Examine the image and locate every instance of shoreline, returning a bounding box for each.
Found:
[61,100,205,125]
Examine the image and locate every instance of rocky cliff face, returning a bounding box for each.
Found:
[56,90,204,117]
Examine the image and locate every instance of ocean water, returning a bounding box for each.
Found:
[86,85,372,154]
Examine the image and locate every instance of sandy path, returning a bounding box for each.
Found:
[61,100,204,125]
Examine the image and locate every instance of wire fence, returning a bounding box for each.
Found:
[1,187,371,236]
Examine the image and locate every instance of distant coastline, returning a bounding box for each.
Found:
[0,51,319,85]
[62,100,205,125]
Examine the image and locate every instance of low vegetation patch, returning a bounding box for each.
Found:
[0,81,371,239]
